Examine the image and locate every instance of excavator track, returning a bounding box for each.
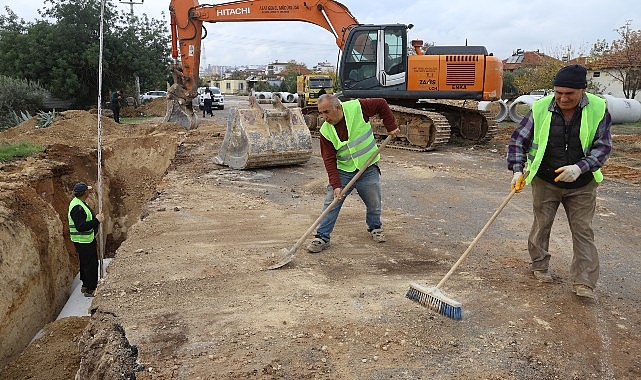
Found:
[301,101,497,150]
[479,109,498,141]
[303,105,451,151]
[370,105,451,151]
[419,102,496,143]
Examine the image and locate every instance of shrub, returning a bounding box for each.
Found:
[0,75,46,131]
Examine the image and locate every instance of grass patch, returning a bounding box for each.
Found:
[120,117,155,124]
[0,142,44,162]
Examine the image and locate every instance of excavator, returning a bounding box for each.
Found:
[166,0,503,168]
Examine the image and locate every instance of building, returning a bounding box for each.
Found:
[584,57,641,100]
[265,61,289,76]
[217,79,248,95]
[502,49,558,72]
[312,60,336,73]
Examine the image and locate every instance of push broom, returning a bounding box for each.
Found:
[407,186,521,320]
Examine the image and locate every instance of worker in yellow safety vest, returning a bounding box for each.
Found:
[307,94,399,253]
[68,182,104,297]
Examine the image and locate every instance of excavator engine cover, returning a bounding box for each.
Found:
[215,96,312,169]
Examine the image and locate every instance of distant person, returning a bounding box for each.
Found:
[111,90,123,123]
[306,94,399,253]
[507,64,612,299]
[68,182,104,297]
[318,87,327,96]
[203,88,213,117]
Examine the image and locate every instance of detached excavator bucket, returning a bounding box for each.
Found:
[214,96,312,169]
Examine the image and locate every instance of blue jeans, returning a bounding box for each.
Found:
[315,164,382,241]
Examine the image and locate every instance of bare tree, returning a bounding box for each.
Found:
[591,20,641,99]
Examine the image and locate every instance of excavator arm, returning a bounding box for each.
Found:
[167,0,359,123]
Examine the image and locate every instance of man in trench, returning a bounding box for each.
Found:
[68,182,104,297]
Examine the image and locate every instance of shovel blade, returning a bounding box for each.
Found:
[267,247,295,270]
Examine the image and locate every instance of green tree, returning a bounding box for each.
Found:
[0,1,170,107]
[501,70,520,99]
[590,20,641,99]
[280,60,309,93]
[512,57,565,94]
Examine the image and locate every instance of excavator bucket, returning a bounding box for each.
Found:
[214,96,312,169]
[164,84,198,130]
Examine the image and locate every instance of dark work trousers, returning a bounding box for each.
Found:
[74,240,99,291]
[112,104,121,123]
[203,99,213,117]
[528,176,599,288]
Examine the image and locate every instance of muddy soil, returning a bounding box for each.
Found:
[1,98,641,379]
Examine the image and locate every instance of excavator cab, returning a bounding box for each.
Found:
[340,24,408,94]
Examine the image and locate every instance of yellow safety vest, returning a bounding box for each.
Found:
[68,197,94,243]
[320,100,379,172]
[526,93,606,184]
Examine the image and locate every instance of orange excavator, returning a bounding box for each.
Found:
[166,0,503,168]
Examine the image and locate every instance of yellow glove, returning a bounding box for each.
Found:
[511,171,526,193]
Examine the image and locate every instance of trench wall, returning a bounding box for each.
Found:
[0,134,179,369]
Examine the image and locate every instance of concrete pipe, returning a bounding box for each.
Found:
[256,92,272,100]
[478,99,508,122]
[272,92,282,101]
[284,92,296,103]
[601,95,641,124]
[508,95,540,123]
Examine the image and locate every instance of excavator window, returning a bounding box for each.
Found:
[345,30,378,82]
[383,30,404,75]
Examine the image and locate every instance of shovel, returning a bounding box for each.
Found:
[268,134,393,269]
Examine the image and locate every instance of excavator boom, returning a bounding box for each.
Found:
[168,0,358,110]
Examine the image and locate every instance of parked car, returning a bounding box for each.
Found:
[194,87,224,110]
[140,90,167,103]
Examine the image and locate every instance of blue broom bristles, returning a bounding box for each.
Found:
[406,282,462,320]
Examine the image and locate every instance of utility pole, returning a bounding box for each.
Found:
[118,0,144,104]
[118,0,144,17]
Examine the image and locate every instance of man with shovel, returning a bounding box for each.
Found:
[307,94,399,253]
[507,64,612,299]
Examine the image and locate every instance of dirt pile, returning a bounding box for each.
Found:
[138,98,169,117]
[0,110,185,370]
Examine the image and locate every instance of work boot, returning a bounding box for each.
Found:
[573,284,595,299]
[370,228,386,243]
[83,289,95,297]
[307,237,330,253]
[532,270,553,283]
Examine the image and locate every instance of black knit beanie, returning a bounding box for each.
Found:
[553,64,587,89]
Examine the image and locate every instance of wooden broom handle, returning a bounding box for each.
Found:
[436,188,517,288]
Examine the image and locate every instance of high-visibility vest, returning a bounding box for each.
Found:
[526,93,606,184]
[320,100,379,172]
[68,197,94,243]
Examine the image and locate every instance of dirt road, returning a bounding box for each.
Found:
[2,98,641,379]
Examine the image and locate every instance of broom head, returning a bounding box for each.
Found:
[406,282,462,320]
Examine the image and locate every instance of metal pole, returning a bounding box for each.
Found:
[97,0,106,279]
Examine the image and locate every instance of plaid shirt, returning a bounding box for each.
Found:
[506,94,612,174]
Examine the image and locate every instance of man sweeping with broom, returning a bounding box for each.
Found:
[507,64,612,299]
[306,94,399,253]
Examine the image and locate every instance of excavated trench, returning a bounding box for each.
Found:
[0,112,182,372]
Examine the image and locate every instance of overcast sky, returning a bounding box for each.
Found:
[2,0,634,68]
